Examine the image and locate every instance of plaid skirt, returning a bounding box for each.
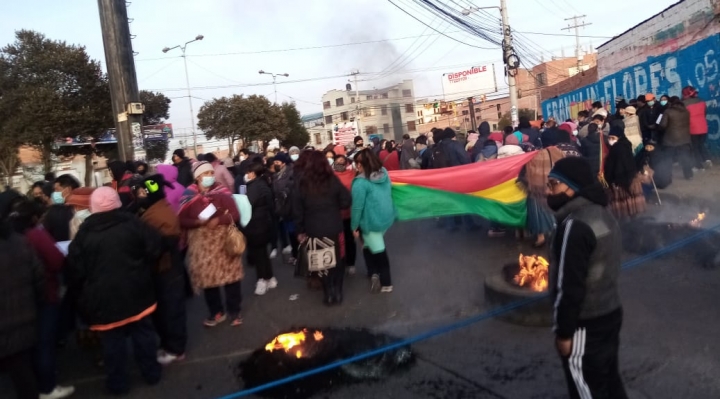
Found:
[608,177,646,219]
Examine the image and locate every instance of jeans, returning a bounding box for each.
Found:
[342,219,357,267]
[153,259,187,356]
[203,281,242,317]
[690,134,711,167]
[0,349,38,399]
[35,303,60,394]
[100,316,161,395]
[665,144,694,179]
[247,231,274,281]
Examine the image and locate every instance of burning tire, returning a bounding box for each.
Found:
[484,262,553,327]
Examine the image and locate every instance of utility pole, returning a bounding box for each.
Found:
[350,69,363,140]
[97,0,143,162]
[562,15,591,76]
[499,0,520,127]
[467,97,477,131]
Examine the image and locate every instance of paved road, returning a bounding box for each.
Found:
[3,202,720,399]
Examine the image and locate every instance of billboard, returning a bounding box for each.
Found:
[542,35,720,153]
[143,123,173,141]
[333,121,358,145]
[442,64,497,101]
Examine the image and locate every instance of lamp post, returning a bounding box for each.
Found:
[163,34,204,157]
[258,70,289,104]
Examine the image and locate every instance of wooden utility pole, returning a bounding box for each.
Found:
[562,15,592,76]
[467,97,478,131]
[97,0,143,162]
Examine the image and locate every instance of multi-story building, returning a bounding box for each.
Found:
[321,80,417,144]
[300,112,329,148]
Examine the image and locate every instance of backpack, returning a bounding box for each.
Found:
[431,142,449,169]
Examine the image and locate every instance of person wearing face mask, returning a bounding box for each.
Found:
[348,136,364,159]
[621,106,642,153]
[288,146,301,163]
[333,155,357,275]
[66,187,95,240]
[604,125,645,219]
[545,157,627,399]
[242,162,277,296]
[171,150,194,188]
[179,162,243,327]
[659,96,694,180]
[325,150,336,167]
[43,175,81,243]
[271,153,295,258]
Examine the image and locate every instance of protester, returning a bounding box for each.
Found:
[133,175,188,366]
[378,141,401,171]
[580,121,609,180]
[30,180,52,205]
[0,190,45,399]
[518,117,542,147]
[591,101,608,118]
[179,162,243,327]
[172,149,195,188]
[348,136,365,159]
[415,135,433,169]
[272,152,295,258]
[242,162,277,296]
[324,149,336,167]
[65,187,94,240]
[471,122,492,162]
[156,164,184,213]
[520,147,565,247]
[351,149,396,293]
[67,187,163,395]
[576,110,591,129]
[683,86,712,170]
[108,160,135,206]
[659,96,694,180]
[399,134,419,169]
[622,106,643,152]
[44,174,80,243]
[605,124,645,219]
[541,119,561,147]
[556,124,581,157]
[333,154,357,275]
[546,157,628,399]
[134,161,149,177]
[203,153,235,191]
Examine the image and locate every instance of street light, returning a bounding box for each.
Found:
[162,34,205,157]
[258,70,290,104]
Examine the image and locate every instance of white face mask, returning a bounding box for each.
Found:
[244,174,252,183]
[572,130,579,136]
[328,158,334,166]
[290,154,299,161]
[239,156,247,162]
[75,209,91,221]
[608,138,618,146]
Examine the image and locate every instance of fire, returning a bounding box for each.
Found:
[690,212,706,227]
[514,254,550,292]
[264,329,324,358]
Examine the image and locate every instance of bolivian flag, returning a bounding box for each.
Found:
[388,151,537,227]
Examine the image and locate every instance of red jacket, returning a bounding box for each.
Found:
[379,150,400,171]
[684,97,708,135]
[26,227,65,304]
[335,169,355,219]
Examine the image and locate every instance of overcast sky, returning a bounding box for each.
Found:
[2,0,679,139]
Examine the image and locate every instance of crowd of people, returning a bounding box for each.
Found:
[0,85,711,399]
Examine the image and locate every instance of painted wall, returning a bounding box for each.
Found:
[542,34,720,152]
[597,0,720,78]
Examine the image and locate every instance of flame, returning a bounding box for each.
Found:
[514,254,550,292]
[690,212,706,227]
[264,329,325,358]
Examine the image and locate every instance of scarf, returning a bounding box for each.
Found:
[179,183,233,218]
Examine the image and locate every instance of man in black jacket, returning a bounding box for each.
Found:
[546,157,628,399]
[172,149,194,187]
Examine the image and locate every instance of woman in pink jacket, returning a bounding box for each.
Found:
[156,164,184,213]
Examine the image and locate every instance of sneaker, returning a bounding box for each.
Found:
[286,256,297,265]
[230,315,243,327]
[255,279,268,295]
[705,160,713,169]
[40,386,75,399]
[488,228,507,238]
[204,312,227,327]
[157,350,185,366]
[267,277,278,289]
[282,245,292,254]
[370,274,381,293]
[347,266,356,275]
[270,249,278,259]
[381,286,393,293]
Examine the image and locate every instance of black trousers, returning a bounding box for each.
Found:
[247,231,274,281]
[153,258,187,356]
[100,316,161,395]
[561,309,627,399]
[690,134,711,167]
[204,281,242,317]
[665,144,694,179]
[342,219,357,267]
[0,349,38,399]
[363,248,392,286]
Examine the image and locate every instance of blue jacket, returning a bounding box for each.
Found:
[351,168,396,232]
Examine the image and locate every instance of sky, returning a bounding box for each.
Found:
[1,0,680,149]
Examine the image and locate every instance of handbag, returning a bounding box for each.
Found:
[306,237,337,272]
[222,210,246,256]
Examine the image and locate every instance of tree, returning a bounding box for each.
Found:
[197,94,287,149]
[497,108,537,130]
[1,30,112,183]
[280,102,310,148]
[0,56,22,185]
[139,90,171,162]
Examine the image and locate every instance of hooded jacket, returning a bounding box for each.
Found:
[400,139,419,170]
[351,168,396,232]
[579,125,608,177]
[272,164,294,218]
[157,164,184,213]
[659,104,691,147]
[67,210,162,328]
[292,174,351,238]
[604,127,637,191]
[471,122,491,161]
[243,177,275,237]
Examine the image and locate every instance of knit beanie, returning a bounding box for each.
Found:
[274,152,291,164]
[192,161,214,179]
[548,157,595,193]
[289,146,301,155]
[90,186,122,213]
[624,106,637,115]
[66,187,95,210]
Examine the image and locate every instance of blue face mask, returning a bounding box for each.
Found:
[660,100,668,106]
[51,191,65,204]
[201,176,215,188]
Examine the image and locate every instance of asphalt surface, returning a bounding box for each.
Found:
[3,190,720,399]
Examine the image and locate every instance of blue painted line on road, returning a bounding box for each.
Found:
[217,223,720,399]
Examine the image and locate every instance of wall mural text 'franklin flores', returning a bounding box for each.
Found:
[542,35,720,153]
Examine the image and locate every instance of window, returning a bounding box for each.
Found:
[382,92,389,99]
[327,131,333,142]
[476,116,481,121]
[493,124,498,130]
[462,110,469,115]
[341,111,349,121]
[417,119,424,125]
[323,101,331,110]
[325,115,332,124]
[407,121,416,132]
[537,72,547,86]
[365,125,377,135]
[498,112,502,119]
[314,133,321,145]
[496,104,501,111]
[383,123,390,134]
[381,105,388,116]
[475,108,481,113]
[405,104,413,113]
[367,95,373,101]
[464,117,470,123]
[402,89,412,98]
[351,97,356,103]
[336,98,344,107]
[417,111,422,117]
[364,108,376,117]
